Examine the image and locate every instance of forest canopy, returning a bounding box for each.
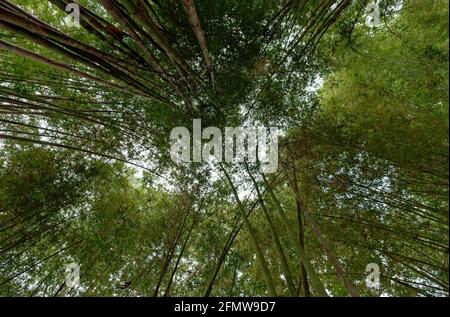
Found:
[0,0,448,297]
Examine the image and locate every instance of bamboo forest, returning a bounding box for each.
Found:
[0,0,448,298]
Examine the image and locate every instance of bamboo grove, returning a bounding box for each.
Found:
[0,0,448,297]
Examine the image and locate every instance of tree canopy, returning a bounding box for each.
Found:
[0,0,448,297]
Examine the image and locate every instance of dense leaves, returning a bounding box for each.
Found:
[0,0,448,297]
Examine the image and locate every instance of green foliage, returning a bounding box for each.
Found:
[0,0,448,297]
